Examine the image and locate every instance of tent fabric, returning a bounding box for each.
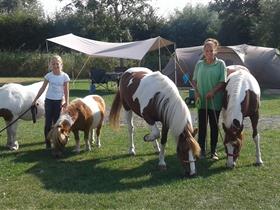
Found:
[47,33,174,60]
[162,44,280,89]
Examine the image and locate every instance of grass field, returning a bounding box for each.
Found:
[0,79,279,209]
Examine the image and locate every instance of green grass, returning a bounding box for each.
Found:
[0,80,280,209]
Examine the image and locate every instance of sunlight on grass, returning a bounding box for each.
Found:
[0,79,279,209]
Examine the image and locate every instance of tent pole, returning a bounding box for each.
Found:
[174,43,177,86]
[45,40,51,72]
[46,40,49,53]
[158,39,161,71]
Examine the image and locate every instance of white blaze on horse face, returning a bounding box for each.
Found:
[223,67,260,128]
[253,134,263,164]
[226,143,234,167]
[57,113,74,126]
[188,149,196,175]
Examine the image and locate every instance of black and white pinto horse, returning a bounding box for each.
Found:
[109,67,201,177]
[222,65,263,168]
[0,81,46,150]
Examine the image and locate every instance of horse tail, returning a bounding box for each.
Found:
[109,90,122,129]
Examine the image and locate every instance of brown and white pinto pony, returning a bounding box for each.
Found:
[47,95,105,158]
[222,65,263,168]
[109,67,200,177]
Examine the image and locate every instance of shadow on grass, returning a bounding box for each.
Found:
[0,144,233,195]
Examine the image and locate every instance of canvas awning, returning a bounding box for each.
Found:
[46,33,175,61]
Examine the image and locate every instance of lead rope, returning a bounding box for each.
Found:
[205,98,208,153]
[0,105,37,134]
[210,99,225,149]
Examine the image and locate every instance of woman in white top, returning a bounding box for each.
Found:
[33,55,70,149]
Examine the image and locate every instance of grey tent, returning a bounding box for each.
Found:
[163,44,280,89]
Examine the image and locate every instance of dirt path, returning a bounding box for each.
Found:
[105,108,280,131]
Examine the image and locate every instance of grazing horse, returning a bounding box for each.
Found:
[47,95,105,158]
[109,67,200,177]
[0,81,45,150]
[222,65,263,168]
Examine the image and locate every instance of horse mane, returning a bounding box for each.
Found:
[135,71,192,137]
[56,99,81,126]
[223,69,260,128]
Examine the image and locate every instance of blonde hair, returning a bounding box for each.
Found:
[49,55,63,71]
[203,38,220,52]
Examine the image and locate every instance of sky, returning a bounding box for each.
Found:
[39,0,211,18]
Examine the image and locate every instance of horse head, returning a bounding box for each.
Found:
[47,119,72,158]
[177,126,200,177]
[222,119,244,168]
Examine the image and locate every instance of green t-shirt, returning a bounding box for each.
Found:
[193,58,227,110]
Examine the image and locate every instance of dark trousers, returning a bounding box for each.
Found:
[44,98,62,141]
[198,109,220,155]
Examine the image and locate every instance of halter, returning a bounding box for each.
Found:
[223,140,240,158]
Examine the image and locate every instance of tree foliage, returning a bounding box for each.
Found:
[0,0,280,51]
[254,0,280,48]
[209,0,261,45]
[162,4,220,47]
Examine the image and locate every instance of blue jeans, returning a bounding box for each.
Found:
[44,98,62,141]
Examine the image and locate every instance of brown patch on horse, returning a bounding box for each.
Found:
[0,108,13,121]
[109,70,149,129]
[67,99,93,132]
[241,90,259,117]
[222,90,229,110]
[120,70,147,114]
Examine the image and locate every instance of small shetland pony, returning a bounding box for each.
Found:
[222,65,263,168]
[109,67,200,177]
[47,95,105,158]
[0,81,45,150]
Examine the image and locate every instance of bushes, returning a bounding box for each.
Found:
[0,51,139,79]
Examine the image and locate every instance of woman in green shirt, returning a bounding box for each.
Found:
[192,38,227,160]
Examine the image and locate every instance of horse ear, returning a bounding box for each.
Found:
[192,128,198,137]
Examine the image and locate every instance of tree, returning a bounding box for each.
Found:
[210,0,261,45]
[59,0,159,41]
[0,0,43,16]
[254,0,280,48]
[162,4,220,47]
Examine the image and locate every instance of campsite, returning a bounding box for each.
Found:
[1,0,280,209]
[0,79,280,209]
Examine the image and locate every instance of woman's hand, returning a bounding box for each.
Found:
[61,102,68,111]
[206,90,214,99]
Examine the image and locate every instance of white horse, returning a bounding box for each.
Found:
[0,81,46,150]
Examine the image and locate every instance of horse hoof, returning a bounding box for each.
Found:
[128,148,136,156]
[143,134,156,142]
[158,165,167,171]
[73,149,80,154]
[254,162,263,167]
[184,172,198,179]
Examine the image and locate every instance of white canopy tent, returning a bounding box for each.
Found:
[46,33,175,71]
